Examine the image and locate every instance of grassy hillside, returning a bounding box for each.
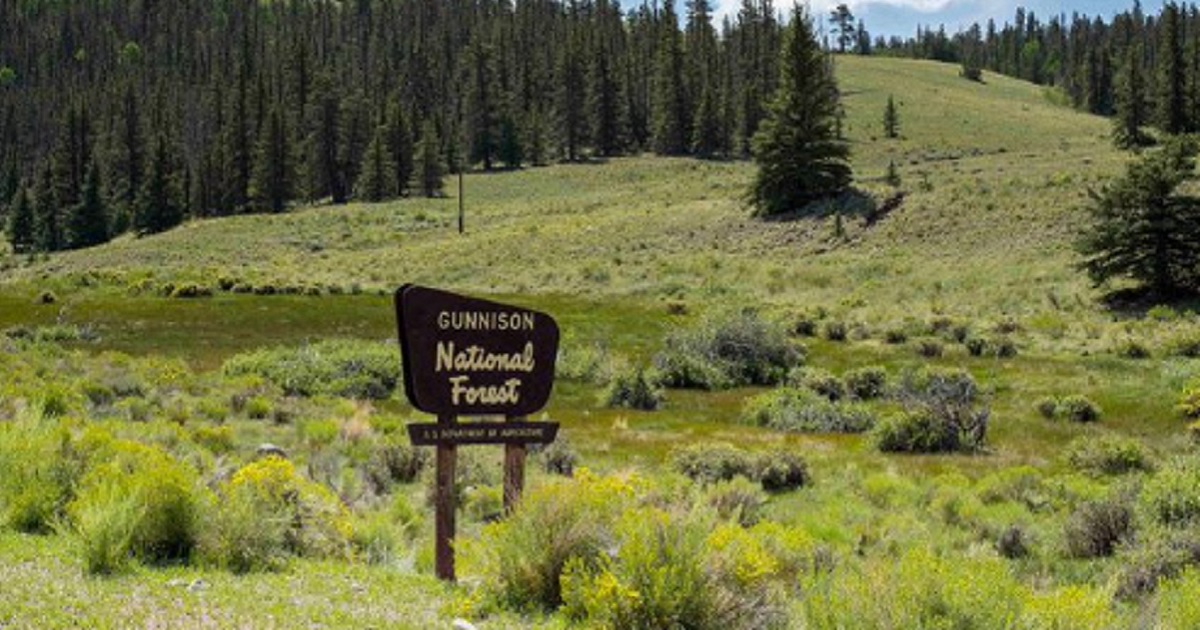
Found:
[2,58,1200,628]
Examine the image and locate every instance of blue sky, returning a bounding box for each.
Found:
[713,1,1141,39]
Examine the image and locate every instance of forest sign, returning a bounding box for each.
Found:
[394,284,560,581]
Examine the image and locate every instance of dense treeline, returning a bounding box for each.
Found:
[0,0,786,252]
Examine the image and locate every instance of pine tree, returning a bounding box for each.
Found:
[134,134,184,235]
[306,75,344,203]
[464,33,501,170]
[415,121,444,198]
[250,106,293,213]
[652,0,690,155]
[1078,139,1200,296]
[556,9,589,162]
[692,81,723,157]
[338,92,371,196]
[385,99,414,196]
[1158,3,1188,134]
[883,94,900,139]
[355,124,397,202]
[748,6,851,216]
[498,114,524,169]
[33,163,60,252]
[1113,43,1151,150]
[885,159,901,187]
[6,186,34,253]
[65,160,108,249]
[221,69,252,214]
[830,4,855,54]
[115,85,143,211]
[589,0,628,158]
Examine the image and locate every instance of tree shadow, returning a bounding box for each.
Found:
[759,187,905,226]
[1099,286,1200,318]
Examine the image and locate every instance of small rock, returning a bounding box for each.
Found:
[187,579,208,593]
[452,620,478,630]
[256,443,288,460]
[166,578,186,588]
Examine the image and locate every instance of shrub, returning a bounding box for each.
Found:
[884,328,908,344]
[169,283,213,298]
[879,368,989,453]
[822,320,848,342]
[996,524,1030,559]
[1034,397,1059,419]
[218,457,350,560]
[755,450,810,492]
[1115,530,1200,599]
[244,396,272,420]
[654,310,802,390]
[1114,337,1151,359]
[916,339,944,358]
[1064,498,1134,558]
[466,471,635,612]
[1190,421,1200,447]
[70,441,204,568]
[1020,586,1119,630]
[1065,434,1153,476]
[191,425,235,456]
[993,336,1018,358]
[1169,332,1200,358]
[742,387,876,434]
[705,477,767,526]
[363,437,427,495]
[1140,459,1200,528]
[1179,382,1200,418]
[0,415,81,533]
[197,484,290,573]
[792,315,818,337]
[223,339,402,399]
[539,438,579,477]
[556,343,617,385]
[1058,395,1102,423]
[604,367,664,411]
[844,366,887,400]
[792,367,846,401]
[465,485,504,523]
[965,336,989,357]
[670,443,755,484]
[69,478,143,575]
[1158,568,1200,628]
[975,466,1048,511]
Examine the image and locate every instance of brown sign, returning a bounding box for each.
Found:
[407,421,559,446]
[395,285,560,417]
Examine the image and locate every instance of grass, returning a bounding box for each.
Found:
[0,56,1197,626]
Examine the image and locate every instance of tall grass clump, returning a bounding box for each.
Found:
[670,443,755,484]
[1065,434,1154,476]
[1157,568,1200,628]
[741,387,876,434]
[222,339,401,399]
[1140,458,1200,528]
[654,310,801,390]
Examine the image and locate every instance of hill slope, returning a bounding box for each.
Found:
[2,57,1127,333]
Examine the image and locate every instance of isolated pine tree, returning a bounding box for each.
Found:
[652,0,690,155]
[829,4,855,54]
[415,121,444,198]
[65,160,108,249]
[250,106,293,213]
[1078,139,1200,296]
[883,94,899,139]
[6,186,34,253]
[748,7,850,216]
[885,159,901,187]
[1113,43,1151,150]
[355,125,397,202]
[134,135,184,235]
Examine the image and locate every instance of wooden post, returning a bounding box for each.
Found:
[503,444,527,515]
[458,171,464,234]
[434,415,457,582]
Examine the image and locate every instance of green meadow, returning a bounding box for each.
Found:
[2,57,1200,628]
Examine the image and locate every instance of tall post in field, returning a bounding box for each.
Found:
[435,414,457,582]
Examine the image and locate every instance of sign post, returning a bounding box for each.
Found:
[394,285,560,582]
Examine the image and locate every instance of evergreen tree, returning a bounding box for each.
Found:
[1158,3,1188,134]
[830,4,855,54]
[115,85,143,211]
[250,106,293,213]
[556,9,589,162]
[306,75,344,203]
[6,186,34,253]
[415,121,445,198]
[748,6,851,216]
[134,134,184,235]
[1078,139,1200,296]
[692,81,723,157]
[221,69,252,214]
[652,0,690,155]
[1113,43,1151,150]
[338,92,371,196]
[65,160,108,249]
[883,94,900,139]
[498,115,524,169]
[385,99,414,196]
[885,159,901,187]
[33,163,60,252]
[355,125,397,202]
[464,33,501,170]
[589,0,628,158]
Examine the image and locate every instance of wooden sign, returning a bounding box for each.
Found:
[395,284,559,416]
[394,285,561,583]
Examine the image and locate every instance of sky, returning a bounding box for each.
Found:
[713,0,1140,40]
